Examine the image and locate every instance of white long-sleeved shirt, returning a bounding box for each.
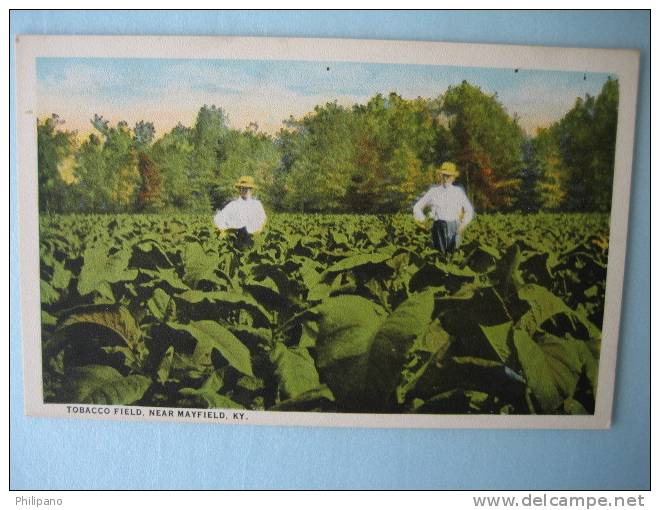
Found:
[213,197,267,234]
[413,184,474,228]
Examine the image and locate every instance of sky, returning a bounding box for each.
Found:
[36,57,614,138]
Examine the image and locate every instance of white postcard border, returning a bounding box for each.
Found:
[15,35,641,429]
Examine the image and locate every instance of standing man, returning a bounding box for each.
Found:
[413,162,474,255]
[213,176,267,250]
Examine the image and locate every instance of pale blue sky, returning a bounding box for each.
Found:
[37,57,614,137]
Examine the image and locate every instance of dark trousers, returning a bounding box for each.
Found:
[229,227,254,250]
[431,220,460,254]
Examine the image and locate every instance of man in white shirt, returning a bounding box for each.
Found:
[413,162,474,255]
[213,175,267,249]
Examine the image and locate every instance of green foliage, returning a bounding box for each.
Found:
[37,115,76,213]
[40,212,607,415]
[280,101,358,212]
[38,78,619,215]
[150,125,196,210]
[440,81,525,211]
[554,78,619,211]
[214,130,281,209]
[277,94,443,213]
[520,130,567,211]
[61,366,151,405]
[71,118,140,212]
[190,105,230,210]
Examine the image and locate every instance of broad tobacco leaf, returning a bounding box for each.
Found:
[51,305,146,361]
[315,290,434,411]
[512,328,585,412]
[516,283,601,355]
[174,290,271,326]
[77,244,138,297]
[181,242,223,288]
[62,365,150,405]
[147,288,176,322]
[168,320,254,377]
[269,342,321,402]
[129,239,174,270]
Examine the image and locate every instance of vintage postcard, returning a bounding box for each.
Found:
[16,36,639,428]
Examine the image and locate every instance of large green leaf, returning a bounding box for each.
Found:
[270,343,321,402]
[307,273,354,301]
[50,259,72,291]
[168,320,253,376]
[174,290,271,325]
[315,291,434,411]
[517,284,571,334]
[314,295,384,410]
[181,242,221,287]
[478,321,513,364]
[516,284,601,349]
[146,288,176,322]
[512,328,583,412]
[298,258,324,290]
[62,365,151,405]
[439,286,514,362]
[226,324,272,351]
[49,305,145,364]
[77,244,138,297]
[366,290,436,406]
[40,280,60,305]
[129,239,174,270]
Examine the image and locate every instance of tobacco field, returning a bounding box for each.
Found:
[39,213,609,415]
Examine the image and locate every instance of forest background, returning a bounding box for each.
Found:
[37,78,619,216]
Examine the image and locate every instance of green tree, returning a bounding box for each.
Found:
[150,124,196,210]
[521,129,567,211]
[72,133,109,211]
[72,117,140,212]
[349,93,441,212]
[37,114,76,212]
[276,94,445,213]
[279,102,358,212]
[134,121,163,212]
[441,81,525,211]
[554,78,619,211]
[189,105,230,210]
[213,129,281,209]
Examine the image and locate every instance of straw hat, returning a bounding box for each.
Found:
[234,176,256,189]
[438,162,459,176]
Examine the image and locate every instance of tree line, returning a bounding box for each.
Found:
[37,78,619,215]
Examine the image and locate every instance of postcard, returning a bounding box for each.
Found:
[15,35,640,428]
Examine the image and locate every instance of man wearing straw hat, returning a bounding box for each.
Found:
[213,175,267,250]
[413,162,474,255]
